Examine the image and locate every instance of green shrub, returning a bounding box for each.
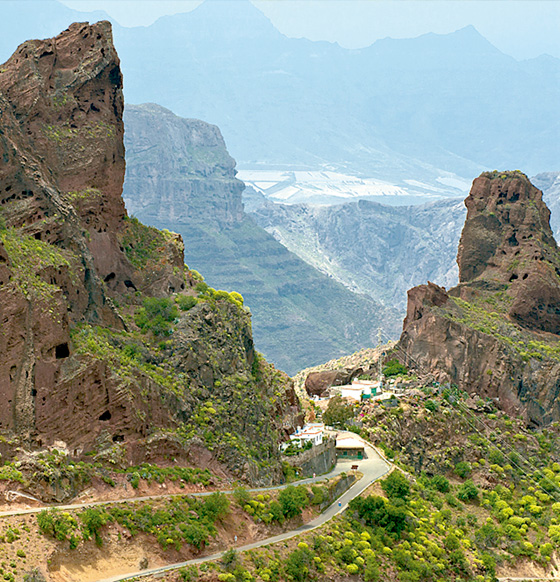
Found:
[457,480,479,501]
[279,485,309,519]
[201,492,230,521]
[135,297,178,336]
[79,507,113,546]
[176,295,198,311]
[382,359,408,377]
[221,548,238,570]
[37,509,79,543]
[425,399,438,412]
[179,566,199,582]
[233,487,251,507]
[429,474,450,493]
[445,492,461,508]
[454,461,472,479]
[284,547,312,581]
[129,472,140,489]
[381,471,410,500]
[323,395,356,428]
[364,555,380,581]
[349,495,408,535]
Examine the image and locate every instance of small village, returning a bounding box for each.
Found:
[282,363,414,469]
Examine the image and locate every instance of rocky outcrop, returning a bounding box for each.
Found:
[304,368,363,397]
[456,171,560,333]
[0,23,299,486]
[400,171,560,426]
[0,21,128,439]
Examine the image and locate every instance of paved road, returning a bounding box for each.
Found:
[0,438,364,519]
[95,435,390,582]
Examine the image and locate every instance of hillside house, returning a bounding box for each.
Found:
[289,423,325,447]
[332,379,380,402]
[335,435,366,460]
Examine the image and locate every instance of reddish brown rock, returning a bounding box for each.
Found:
[0,22,298,487]
[456,171,560,333]
[304,367,363,397]
[400,171,560,426]
[0,22,136,442]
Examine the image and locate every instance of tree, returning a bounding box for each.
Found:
[382,359,408,377]
[381,471,410,500]
[323,395,355,428]
[201,492,230,521]
[279,485,309,519]
[349,495,408,535]
[233,487,251,507]
[221,548,238,571]
[284,547,312,581]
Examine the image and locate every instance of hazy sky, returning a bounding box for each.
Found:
[57,0,560,60]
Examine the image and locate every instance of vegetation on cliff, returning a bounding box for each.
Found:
[0,21,300,494]
[151,383,560,582]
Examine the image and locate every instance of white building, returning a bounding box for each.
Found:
[334,379,381,402]
[290,423,324,446]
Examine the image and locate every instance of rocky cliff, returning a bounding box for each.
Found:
[124,103,244,228]
[0,22,300,485]
[251,197,465,310]
[122,104,401,374]
[400,171,560,427]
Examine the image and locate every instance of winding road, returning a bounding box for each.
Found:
[92,435,390,582]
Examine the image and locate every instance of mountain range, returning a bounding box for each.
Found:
[249,172,560,311]
[1,0,559,204]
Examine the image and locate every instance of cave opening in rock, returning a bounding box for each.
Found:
[55,343,70,359]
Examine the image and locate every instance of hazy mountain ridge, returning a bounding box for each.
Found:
[1,0,558,202]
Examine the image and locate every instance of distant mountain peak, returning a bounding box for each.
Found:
[172,0,281,39]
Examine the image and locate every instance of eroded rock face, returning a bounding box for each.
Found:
[400,172,560,426]
[0,22,129,438]
[457,172,560,333]
[0,23,298,485]
[123,103,245,229]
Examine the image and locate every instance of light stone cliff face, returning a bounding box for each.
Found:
[250,198,465,310]
[400,171,560,427]
[123,103,245,228]
[535,171,560,239]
